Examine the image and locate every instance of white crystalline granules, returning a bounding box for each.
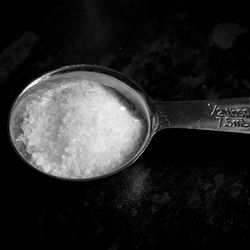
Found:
[16,79,144,179]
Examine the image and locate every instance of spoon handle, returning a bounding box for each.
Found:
[153,97,250,134]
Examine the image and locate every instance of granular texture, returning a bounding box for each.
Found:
[16,79,144,178]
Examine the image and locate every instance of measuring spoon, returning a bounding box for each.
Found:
[8,65,250,180]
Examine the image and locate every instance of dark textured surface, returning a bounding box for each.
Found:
[2,0,250,249]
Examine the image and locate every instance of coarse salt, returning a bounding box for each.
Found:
[16,78,144,178]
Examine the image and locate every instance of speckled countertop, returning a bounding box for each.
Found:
[2,0,250,249]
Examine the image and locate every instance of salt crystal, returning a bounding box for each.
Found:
[16,77,145,179]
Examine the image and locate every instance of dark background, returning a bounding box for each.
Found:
[2,0,250,249]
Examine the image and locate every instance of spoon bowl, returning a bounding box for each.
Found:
[9,65,158,180]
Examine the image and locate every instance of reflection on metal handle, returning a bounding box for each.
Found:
[154,97,250,134]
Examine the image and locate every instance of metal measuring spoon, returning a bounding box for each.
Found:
[8,65,250,180]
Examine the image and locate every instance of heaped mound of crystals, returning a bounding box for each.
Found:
[15,79,144,178]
